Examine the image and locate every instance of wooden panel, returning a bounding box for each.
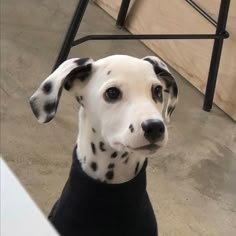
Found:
[95,0,236,121]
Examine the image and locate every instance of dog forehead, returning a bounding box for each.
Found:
[95,55,152,72]
[93,55,157,84]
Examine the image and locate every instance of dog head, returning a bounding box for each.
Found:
[30,55,178,155]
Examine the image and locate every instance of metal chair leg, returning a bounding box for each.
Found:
[203,0,230,111]
[116,0,131,28]
[52,0,89,71]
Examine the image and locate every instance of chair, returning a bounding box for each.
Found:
[52,0,230,112]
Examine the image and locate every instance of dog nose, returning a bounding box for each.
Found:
[141,119,165,143]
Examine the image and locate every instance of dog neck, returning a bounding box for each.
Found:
[76,109,146,184]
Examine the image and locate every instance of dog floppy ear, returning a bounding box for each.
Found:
[143,56,178,122]
[29,58,93,123]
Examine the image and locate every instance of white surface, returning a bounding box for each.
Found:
[0,158,59,236]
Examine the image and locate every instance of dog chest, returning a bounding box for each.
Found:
[49,147,158,236]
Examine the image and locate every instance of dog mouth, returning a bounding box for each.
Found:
[112,142,161,154]
[128,144,160,152]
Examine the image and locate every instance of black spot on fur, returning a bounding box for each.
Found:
[172,82,178,98]
[99,142,106,151]
[64,60,92,90]
[42,82,52,94]
[92,128,96,133]
[91,142,96,155]
[76,96,85,107]
[80,96,83,100]
[121,152,128,158]
[106,170,114,180]
[167,105,175,117]
[44,101,56,113]
[124,157,129,164]
[135,162,140,175]
[107,70,111,75]
[129,124,134,133]
[84,156,86,162]
[111,152,117,158]
[76,96,81,103]
[160,76,174,92]
[76,58,90,66]
[78,64,92,82]
[144,58,171,77]
[90,162,97,171]
[108,163,115,169]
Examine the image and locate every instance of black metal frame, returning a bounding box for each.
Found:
[52,0,231,112]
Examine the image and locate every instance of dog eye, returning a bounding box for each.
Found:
[104,87,122,102]
[152,85,163,102]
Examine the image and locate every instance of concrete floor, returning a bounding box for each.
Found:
[1,0,236,235]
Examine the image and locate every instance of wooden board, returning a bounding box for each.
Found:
[95,0,236,121]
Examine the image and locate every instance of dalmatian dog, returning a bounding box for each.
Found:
[29,55,178,236]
